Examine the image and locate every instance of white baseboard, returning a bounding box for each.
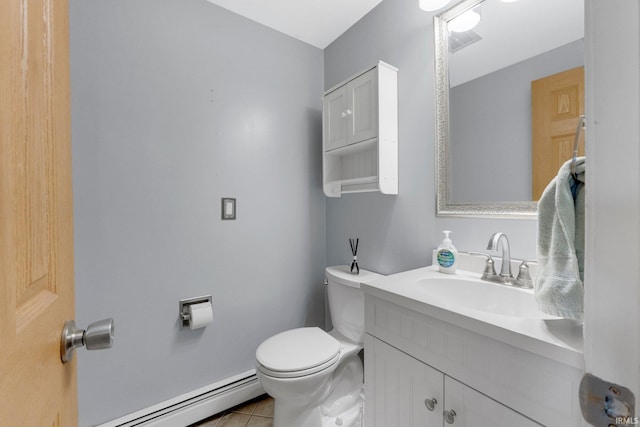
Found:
[95,370,264,427]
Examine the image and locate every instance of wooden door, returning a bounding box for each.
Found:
[531,66,585,200]
[0,0,77,425]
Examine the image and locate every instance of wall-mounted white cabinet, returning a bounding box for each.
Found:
[322,61,398,197]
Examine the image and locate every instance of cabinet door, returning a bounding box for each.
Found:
[365,336,443,426]
[348,68,378,144]
[323,86,349,151]
[444,377,542,427]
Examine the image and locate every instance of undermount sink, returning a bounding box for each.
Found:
[415,275,557,319]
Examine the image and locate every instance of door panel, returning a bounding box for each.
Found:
[349,69,378,144]
[366,336,443,426]
[323,87,349,151]
[444,377,541,427]
[1,0,77,424]
[531,66,585,200]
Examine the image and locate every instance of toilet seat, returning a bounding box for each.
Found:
[256,327,340,379]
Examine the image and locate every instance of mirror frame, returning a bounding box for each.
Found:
[434,0,537,219]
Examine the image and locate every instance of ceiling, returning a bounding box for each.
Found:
[205,0,385,49]
[204,0,584,71]
[448,0,584,86]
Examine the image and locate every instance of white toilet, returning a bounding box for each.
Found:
[255,266,381,427]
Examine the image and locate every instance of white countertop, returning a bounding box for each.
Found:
[362,263,584,370]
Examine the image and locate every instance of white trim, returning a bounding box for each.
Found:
[584,0,640,416]
[94,370,264,427]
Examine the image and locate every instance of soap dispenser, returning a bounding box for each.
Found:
[437,230,458,274]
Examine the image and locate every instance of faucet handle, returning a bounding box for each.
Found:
[468,252,497,280]
[514,260,537,288]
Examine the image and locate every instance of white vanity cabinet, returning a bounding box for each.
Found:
[363,293,584,427]
[322,61,398,197]
[365,336,541,426]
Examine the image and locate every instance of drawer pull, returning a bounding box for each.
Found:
[424,397,437,411]
[444,409,457,424]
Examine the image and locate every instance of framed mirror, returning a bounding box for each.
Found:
[434,0,584,218]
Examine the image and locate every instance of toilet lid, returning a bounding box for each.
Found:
[256,327,340,375]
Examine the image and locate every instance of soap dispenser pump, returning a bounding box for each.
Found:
[437,230,458,274]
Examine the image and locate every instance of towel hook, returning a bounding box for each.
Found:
[570,115,586,178]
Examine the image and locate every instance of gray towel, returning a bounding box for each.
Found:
[535,157,585,320]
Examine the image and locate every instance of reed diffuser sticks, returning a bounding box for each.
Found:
[349,238,359,275]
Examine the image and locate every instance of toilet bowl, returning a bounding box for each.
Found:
[255,266,381,427]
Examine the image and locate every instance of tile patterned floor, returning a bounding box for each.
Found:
[189,394,274,427]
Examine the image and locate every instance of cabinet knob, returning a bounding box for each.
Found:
[424,397,438,411]
[443,409,457,424]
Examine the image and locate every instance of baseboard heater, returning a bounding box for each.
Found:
[95,370,264,427]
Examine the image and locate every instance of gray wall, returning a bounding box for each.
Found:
[324,0,539,273]
[69,1,324,425]
[450,39,584,202]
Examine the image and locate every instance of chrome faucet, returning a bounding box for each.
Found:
[486,232,513,282]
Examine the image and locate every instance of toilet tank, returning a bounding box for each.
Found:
[325,266,382,344]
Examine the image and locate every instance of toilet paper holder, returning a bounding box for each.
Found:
[179,295,212,327]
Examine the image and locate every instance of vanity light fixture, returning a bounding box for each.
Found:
[448,9,481,32]
[418,0,452,12]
